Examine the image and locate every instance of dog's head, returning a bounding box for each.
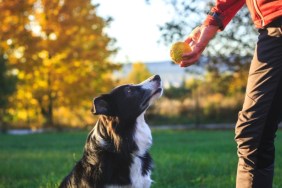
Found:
[92,75,163,120]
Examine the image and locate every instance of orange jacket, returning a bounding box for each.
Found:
[204,0,282,29]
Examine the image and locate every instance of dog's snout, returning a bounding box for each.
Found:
[151,75,161,82]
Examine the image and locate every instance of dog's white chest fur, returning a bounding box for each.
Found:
[105,113,152,188]
[130,113,152,187]
[129,157,152,188]
[134,112,152,156]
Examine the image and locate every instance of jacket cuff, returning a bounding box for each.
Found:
[203,15,224,31]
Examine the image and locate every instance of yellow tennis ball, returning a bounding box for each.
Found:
[170,42,192,64]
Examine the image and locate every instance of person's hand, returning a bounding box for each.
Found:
[180,25,219,67]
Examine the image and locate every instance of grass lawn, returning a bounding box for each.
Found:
[0,129,282,188]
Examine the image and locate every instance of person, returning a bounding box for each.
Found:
[180,1,282,188]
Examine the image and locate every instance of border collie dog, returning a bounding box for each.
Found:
[60,75,163,188]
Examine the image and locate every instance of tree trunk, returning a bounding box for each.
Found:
[40,70,54,128]
[40,96,54,127]
[0,108,8,133]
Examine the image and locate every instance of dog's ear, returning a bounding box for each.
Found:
[92,95,116,116]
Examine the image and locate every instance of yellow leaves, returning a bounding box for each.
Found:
[6,39,13,45]
[54,106,94,127]
[18,89,33,99]
[65,28,76,36]
[0,0,118,127]
[88,34,96,41]
[33,79,47,89]
[1,15,19,32]
[73,60,80,67]
[42,59,52,68]
[39,52,66,69]
[14,46,25,59]
[48,32,57,40]
[38,50,49,59]
[124,62,152,84]
[18,71,25,80]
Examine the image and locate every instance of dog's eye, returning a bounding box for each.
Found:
[126,88,132,93]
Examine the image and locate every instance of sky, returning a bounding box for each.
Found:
[94,0,175,63]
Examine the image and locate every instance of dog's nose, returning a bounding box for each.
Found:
[151,75,161,82]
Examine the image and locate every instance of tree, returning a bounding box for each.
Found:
[0,0,120,127]
[120,62,153,84]
[0,53,17,131]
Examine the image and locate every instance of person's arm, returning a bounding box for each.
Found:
[204,0,246,30]
[180,0,245,67]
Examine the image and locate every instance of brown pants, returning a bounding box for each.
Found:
[235,23,282,188]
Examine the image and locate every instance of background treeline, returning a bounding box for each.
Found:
[148,67,248,126]
[0,0,256,130]
[120,62,249,127]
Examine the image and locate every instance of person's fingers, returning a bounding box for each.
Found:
[180,52,199,67]
[179,59,197,67]
[185,37,193,44]
[180,44,206,67]
[180,56,199,67]
[182,50,196,60]
[185,26,201,45]
[191,27,201,41]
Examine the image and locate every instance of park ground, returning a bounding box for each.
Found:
[0,129,282,188]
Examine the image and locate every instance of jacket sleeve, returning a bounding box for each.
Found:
[203,0,245,30]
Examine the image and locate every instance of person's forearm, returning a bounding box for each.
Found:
[204,0,245,30]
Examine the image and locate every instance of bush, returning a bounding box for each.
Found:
[147,93,244,126]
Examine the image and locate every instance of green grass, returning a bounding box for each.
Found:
[0,130,282,188]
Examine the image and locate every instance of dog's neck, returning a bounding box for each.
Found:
[134,112,152,156]
[87,113,152,159]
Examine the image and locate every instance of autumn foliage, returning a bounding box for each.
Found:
[0,0,119,128]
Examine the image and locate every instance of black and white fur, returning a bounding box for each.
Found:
[59,75,163,188]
